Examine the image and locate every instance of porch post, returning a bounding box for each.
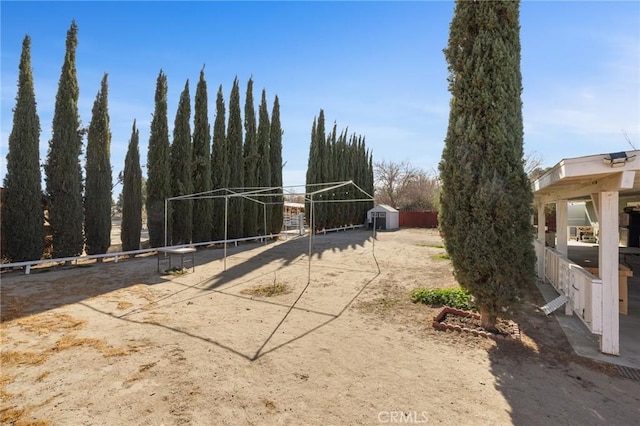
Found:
[556,200,568,257]
[537,202,546,278]
[598,190,619,355]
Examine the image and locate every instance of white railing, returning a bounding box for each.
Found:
[0,234,278,275]
[318,224,365,234]
[572,266,603,334]
[543,247,602,335]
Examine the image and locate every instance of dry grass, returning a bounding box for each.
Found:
[117,301,134,310]
[262,398,277,412]
[35,371,50,383]
[0,374,14,399]
[53,334,133,357]
[1,350,49,367]
[0,392,61,426]
[15,313,86,335]
[241,282,291,297]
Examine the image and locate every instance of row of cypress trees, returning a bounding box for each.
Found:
[305,110,374,231]
[2,21,285,263]
[143,72,284,248]
[3,22,114,263]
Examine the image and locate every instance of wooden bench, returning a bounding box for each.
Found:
[157,247,196,273]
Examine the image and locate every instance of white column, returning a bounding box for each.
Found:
[598,191,619,355]
[556,200,568,257]
[537,203,546,278]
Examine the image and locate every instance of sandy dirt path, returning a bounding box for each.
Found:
[1,229,639,425]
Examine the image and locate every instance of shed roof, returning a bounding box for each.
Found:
[369,204,399,213]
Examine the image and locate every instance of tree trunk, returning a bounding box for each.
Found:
[479,307,498,332]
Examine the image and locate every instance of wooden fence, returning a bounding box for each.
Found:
[399,211,438,228]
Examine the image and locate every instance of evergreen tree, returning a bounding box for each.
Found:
[269,95,283,235]
[121,120,142,252]
[305,116,318,228]
[305,110,327,230]
[44,21,84,259]
[170,80,193,245]
[84,73,112,256]
[146,70,171,247]
[192,68,213,243]
[2,35,44,262]
[439,0,535,330]
[211,85,228,241]
[256,89,271,234]
[227,77,244,239]
[242,78,258,237]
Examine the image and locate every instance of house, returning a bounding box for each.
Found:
[532,150,640,356]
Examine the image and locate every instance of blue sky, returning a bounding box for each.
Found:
[1,1,639,196]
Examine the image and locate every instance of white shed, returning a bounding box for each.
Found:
[367,204,399,230]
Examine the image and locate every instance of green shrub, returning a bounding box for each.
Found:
[433,252,450,260]
[410,287,475,311]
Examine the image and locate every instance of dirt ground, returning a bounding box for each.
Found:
[1,228,639,425]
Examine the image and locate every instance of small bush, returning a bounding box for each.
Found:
[416,243,445,249]
[410,287,475,310]
[433,252,450,260]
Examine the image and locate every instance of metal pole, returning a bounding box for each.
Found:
[164,199,168,248]
[224,195,228,272]
[308,196,314,284]
[373,214,377,239]
[263,203,267,245]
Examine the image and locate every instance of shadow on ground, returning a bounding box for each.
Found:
[487,281,640,424]
[1,229,381,362]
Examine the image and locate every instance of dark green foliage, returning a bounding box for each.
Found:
[226,77,244,239]
[170,80,193,245]
[146,70,171,247]
[84,73,112,255]
[410,287,475,311]
[192,68,213,243]
[44,21,84,259]
[439,0,535,328]
[305,110,373,231]
[305,110,326,228]
[211,85,228,241]
[256,89,271,235]
[269,95,283,235]
[243,78,258,237]
[121,120,142,252]
[2,35,44,262]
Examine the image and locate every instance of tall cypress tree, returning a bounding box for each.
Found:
[305,116,318,227]
[192,68,213,243]
[305,110,331,230]
[439,0,535,330]
[146,70,171,248]
[121,120,142,252]
[84,73,112,256]
[256,89,271,234]
[170,80,193,245]
[269,95,283,235]
[243,78,258,237]
[44,21,84,259]
[211,85,228,241]
[227,77,244,239]
[2,35,44,262]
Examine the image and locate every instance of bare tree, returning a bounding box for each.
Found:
[374,160,439,211]
[523,151,544,177]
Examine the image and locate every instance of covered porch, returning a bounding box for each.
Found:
[532,150,640,362]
